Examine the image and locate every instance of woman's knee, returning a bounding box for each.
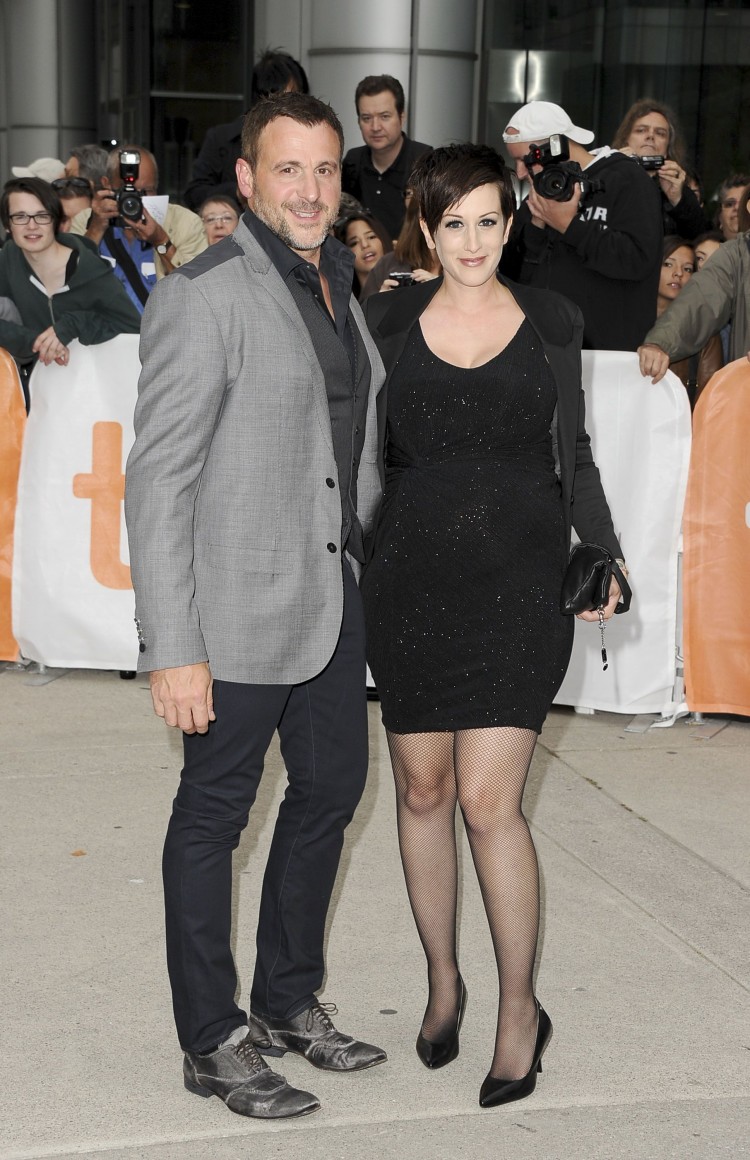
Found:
[458,781,520,836]
[400,770,455,817]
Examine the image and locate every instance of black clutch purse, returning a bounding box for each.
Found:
[560,544,632,670]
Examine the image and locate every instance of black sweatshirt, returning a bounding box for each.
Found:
[501,150,663,351]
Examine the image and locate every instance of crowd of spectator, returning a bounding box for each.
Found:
[1,50,748,414]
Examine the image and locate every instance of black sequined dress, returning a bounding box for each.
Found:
[361,319,574,734]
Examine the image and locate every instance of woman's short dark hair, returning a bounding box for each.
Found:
[1,176,64,232]
[241,92,344,172]
[692,229,723,250]
[198,194,242,217]
[612,99,686,165]
[251,48,309,104]
[334,212,393,255]
[410,144,515,236]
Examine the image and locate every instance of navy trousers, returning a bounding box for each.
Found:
[162,561,368,1053]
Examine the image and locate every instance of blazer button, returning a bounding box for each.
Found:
[327,542,337,553]
[326,477,335,488]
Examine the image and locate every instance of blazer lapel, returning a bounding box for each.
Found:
[236,224,336,452]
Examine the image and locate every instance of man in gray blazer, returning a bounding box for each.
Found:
[125,92,386,1120]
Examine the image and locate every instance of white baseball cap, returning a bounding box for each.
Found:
[11,157,66,182]
[502,102,594,146]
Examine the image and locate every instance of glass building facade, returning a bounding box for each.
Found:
[6,0,743,207]
[481,0,750,199]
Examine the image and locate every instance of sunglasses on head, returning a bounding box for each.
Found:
[51,177,92,193]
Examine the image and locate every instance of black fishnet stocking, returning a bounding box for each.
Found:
[388,725,540,1079]
[387,730,461,1041]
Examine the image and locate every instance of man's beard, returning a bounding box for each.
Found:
[252,190,336,253]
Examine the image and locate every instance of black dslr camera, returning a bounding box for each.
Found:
[116,150,144,222]
[523,134,586,203]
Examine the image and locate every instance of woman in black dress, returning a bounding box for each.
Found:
[361,145,627,1108]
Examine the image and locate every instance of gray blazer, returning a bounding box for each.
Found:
[124,219,386,683]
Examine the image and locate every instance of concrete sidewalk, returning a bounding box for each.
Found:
[1,668,748,1159]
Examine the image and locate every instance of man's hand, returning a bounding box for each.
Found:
[657,161,687,208]
[150,662,215,734]
[527,183,582,233]
[85,184,119,243]
[638,342,671,383]
[33,326,69,366]
[127,205,168,248]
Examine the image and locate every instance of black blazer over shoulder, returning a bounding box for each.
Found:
[363,275,622,560]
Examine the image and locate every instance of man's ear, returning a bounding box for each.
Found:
[236,158,253,201]
[419,217,436,250]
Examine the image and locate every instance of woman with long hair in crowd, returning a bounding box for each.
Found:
[361,144,626,1108]
[335,211,392,298]
[360,184,441,299]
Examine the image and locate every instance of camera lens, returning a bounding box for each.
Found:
[118,191,143,221]
[535,166,576,202]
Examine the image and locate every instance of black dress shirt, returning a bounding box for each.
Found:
[242,210,371,559]
[342,134,432,241]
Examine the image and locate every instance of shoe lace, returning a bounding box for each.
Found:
[234,1034,266,1074]
[306,1001,338,1034]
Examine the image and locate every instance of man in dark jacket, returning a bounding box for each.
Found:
[501,101,662,351]
[183,51,309,211]
[342,75,431,242]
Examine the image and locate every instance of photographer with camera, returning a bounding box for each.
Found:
[501,101,662,351]
[70,145,206,313]
[611,100,707,240]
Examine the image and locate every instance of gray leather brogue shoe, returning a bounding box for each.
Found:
[183,1030,320,1118]
[249,1001,387,1072]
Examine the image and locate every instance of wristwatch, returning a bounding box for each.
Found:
[156,238,172,255]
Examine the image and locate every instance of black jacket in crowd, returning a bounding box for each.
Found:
[661,184,708,240]
[501,150,663,351]
[183,115,244,212]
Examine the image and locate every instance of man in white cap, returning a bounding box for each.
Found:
[500,100,662,351]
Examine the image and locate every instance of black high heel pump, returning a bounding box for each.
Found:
[416,975,468,1069]
[478,998,552,1107]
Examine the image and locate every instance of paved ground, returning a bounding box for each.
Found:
[1,667,748,1159]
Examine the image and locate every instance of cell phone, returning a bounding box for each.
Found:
[389,271,414,287]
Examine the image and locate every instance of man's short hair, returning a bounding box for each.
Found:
[241,92,345,172]
[411,143,515,236]
[68,143,109,186]
[105,145,159,187]
[1,176,64,232]
[251,48,309,104]
[355,75,405,116]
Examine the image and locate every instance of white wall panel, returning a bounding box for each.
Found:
[309,0,411,49]
[414,57,475,145]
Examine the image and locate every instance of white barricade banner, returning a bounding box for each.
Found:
[554,351,691,716]
[12,336,141,670]
[10,342,690,713]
